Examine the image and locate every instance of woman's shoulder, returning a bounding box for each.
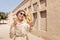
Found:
[23,20,30,26]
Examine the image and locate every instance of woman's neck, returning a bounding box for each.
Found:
[18,19,23,23]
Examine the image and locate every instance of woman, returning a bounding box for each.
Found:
[10,10,30,40]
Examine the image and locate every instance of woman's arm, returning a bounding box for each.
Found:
[12,18,18,27]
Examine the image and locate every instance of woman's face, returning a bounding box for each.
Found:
[17,11,25,21]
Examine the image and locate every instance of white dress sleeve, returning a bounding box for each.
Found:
[25,24,30,32]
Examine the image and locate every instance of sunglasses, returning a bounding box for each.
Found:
[20,13,26,16]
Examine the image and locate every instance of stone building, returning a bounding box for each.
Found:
[9,0,60,40]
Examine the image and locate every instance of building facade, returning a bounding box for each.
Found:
[9,0,60,40]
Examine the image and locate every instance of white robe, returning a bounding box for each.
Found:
[15,20,30,40]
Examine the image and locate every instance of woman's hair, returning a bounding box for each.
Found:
[16,10,26,17]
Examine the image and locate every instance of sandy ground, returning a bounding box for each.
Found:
[0,24,45,40]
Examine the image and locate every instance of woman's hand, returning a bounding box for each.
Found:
[12,18,17,27]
